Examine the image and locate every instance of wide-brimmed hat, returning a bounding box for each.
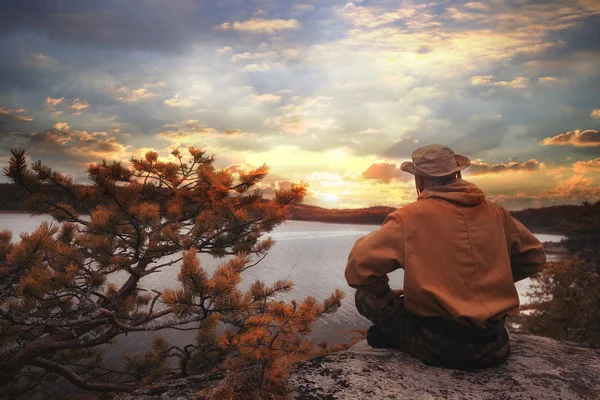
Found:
[400,144,471,177]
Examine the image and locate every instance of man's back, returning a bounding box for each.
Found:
[397,179,538,327]
[345,179,546,328]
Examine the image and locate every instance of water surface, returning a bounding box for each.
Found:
[0,213,564,352]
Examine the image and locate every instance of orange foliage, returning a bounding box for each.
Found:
[0,147,344,399]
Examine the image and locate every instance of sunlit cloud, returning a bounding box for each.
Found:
[241,63,274,72]
[542,130,600,147]
[71,98,90,111]
[0,106,33,122]
[254,93,281,103]
[539,76,558,84]
[591,109,600,118]
[219,18,301,33]
[471,76,529,89]
[573,158,600,171]
[336,2,417,28]
[46,97,65,106]
[540,174,600,201]
[358,129,382,135]
[164,94,194,108]
[231,51,278,62]
[361,161,406,183]
[117,87,157,102]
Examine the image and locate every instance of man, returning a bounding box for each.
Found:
[345,144,546,370]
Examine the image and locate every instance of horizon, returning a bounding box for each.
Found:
[1,1,599,210]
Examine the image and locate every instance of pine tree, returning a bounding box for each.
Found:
[525,201,600,345]
[526,257,600,344]
[0,147,344,399]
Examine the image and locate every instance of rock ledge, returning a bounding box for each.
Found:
[118,334,600,400]
[287,334,600,400]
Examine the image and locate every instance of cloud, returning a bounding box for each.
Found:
[540,174,600,201]
[539,76,558,84]
[490,172,600,209]
[0,1,220,52]
[241,63,274,72]
[117,87,157,102]
[53,122,71,131]
[292,4,315,14]
[10,115,34,122]
[361,161,406,183]
[573,158,600,171]
[591,109,600,118]
[163,119,204,130]
[542,129,600,146]
[22,52,59,69]
[466,159,542,175]
[0,106,33,122]
[46,97,65,106]
[337,3,416,28]
[7,123,130,167]
[164,94,193,107]
[71,98,90,111]
[219,18,300,33]
[157,120,254,146]
[254,93,281,103]
[44,97,90,115]
[264,96,336,135]
[470,75,529,89]
[381,136,422,158]
[358,128,382,135]
[282,49,300,59]
[224,163,252,174]
[231,51,278,62]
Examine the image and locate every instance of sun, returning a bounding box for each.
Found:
[323,193,339,204]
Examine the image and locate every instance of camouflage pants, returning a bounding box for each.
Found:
[355,289,511,370]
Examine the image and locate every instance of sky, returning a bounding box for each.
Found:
[0,0,599,210]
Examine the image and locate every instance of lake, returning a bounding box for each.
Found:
[0,213,564,355]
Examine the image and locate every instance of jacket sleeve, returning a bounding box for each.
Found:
[505,214,546,282]
[345,213,404,295]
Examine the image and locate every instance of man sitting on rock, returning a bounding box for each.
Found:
[345,144,546,370]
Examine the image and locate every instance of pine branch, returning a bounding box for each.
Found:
[30,358,134,393]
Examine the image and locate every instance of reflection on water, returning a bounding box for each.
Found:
[0,213,565,355]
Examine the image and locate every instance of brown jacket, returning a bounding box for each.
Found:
[345,179,546,328]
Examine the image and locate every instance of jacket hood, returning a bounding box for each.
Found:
[418,179,485,206]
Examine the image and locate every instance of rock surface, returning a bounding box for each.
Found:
[117,334,600,400]
[287,334,600,400]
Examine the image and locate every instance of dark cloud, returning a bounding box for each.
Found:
[381,136,422,159]
[0,1,225,52]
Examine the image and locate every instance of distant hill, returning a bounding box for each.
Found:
[288,204,396,225]
[510,205,586,234]
[0,183,595,234]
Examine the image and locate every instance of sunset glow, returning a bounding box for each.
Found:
[1,1,599,209]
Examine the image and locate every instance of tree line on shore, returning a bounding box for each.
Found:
[0,182,593,233]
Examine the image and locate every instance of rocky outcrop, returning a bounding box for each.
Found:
[287,334,600,400]
[118,334,600,400]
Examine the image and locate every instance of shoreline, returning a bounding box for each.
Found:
[0,210,565,237]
